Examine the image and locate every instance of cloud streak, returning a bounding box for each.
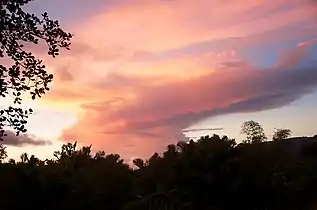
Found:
[2,131,51,147]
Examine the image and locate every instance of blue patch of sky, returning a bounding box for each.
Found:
[309,44,317,63]
[239,36,317,69]
[239,46,280,69]
[294,43,317,69]
[24,0,116,25]
[237,16,317,68]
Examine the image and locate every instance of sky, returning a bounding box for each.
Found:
[1,0,317,161]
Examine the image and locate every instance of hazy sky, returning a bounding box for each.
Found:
[2,0,317,161]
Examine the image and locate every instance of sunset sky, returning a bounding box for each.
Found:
[2,0,317,161]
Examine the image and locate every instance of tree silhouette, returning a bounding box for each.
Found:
[273,128,292,141]
[20,152,29,163]
[241,120,267,143]
[0,144,7,162]
[0,128,315,209]
[133,158,146,169]
[0,0,72,138]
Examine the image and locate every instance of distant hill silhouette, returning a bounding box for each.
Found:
[254,136,317,156]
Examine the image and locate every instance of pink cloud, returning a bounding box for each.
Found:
[57,45,317,159]
[32,0,317,160]
[74,0,316,52]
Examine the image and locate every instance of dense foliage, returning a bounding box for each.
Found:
[0,134,317,210]
[0,0,72,137]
